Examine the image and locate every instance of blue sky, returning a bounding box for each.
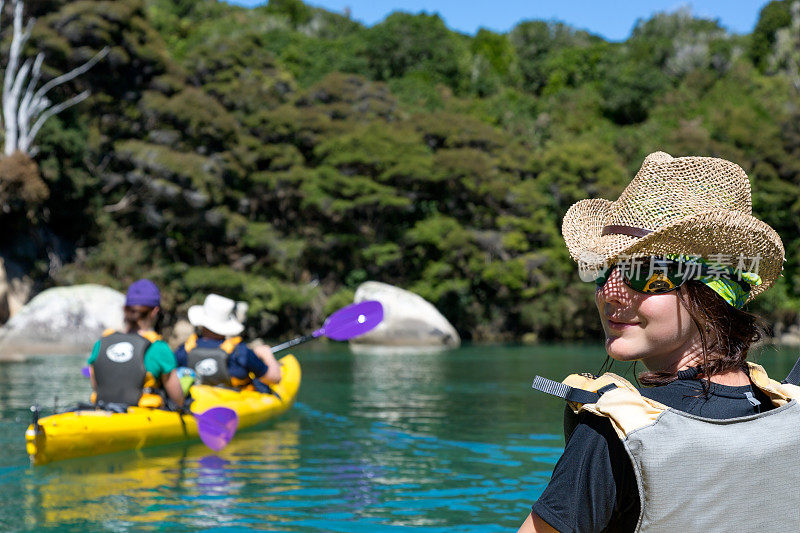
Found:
[224,0,771,41]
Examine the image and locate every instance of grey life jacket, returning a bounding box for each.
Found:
[533,363,800,532]
[184,334,239,386]
[94,331,150,406]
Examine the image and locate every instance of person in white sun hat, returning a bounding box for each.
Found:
[518,152,800,533]
[174,293,281,390]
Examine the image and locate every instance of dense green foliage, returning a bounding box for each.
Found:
[3,0,800,342]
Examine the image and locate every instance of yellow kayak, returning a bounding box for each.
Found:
[25,354,301,465]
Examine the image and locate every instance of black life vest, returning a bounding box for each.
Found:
[94,330,152,406]
[184,334,241,386]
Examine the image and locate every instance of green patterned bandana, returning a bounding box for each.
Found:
[590,254,761,308]
[665,254,761,309]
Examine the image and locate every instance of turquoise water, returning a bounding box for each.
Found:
[1,343,797,532]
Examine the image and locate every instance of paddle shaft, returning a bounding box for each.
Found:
[267,300,382,353]
[271,334,315,353]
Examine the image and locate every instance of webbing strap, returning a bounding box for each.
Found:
[531,376,616,404]
[782,356,800,385]
[601,225,653,238]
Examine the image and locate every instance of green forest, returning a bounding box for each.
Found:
[1,0,799,342]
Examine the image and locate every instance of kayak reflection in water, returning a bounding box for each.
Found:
[519,152,800,532]
[88,279,185,410]
[174,293,282,392]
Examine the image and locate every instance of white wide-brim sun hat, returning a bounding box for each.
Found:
[188,293,245,337]
[561,151,785,302]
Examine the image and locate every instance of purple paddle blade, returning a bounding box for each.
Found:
[195,407,239,452]
[81,366,91,378]
[319,300,383,341]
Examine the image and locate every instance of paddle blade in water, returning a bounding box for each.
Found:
[320,300,383,341]
[195,407,239,452]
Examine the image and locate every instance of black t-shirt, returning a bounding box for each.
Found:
[532,378,775,533]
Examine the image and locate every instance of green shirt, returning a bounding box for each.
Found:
[89,338,177,379]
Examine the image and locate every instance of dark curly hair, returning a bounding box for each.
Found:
[637,281,768,387]
[123,305,160,332]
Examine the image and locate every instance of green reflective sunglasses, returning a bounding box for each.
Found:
[593,257,749,295]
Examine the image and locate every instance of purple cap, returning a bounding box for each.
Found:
[126,279,161,307]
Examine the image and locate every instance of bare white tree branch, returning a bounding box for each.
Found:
[29,47,108,107]
[1,0,108,156]
[2,0,34,154]
[23,90,89,154]
[103,188,139,213]
[17,52,43,145]
[0,0,5,134]
[10,57,33,105]
[19,53,44,118]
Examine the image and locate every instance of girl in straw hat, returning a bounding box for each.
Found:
[518,152,800,533]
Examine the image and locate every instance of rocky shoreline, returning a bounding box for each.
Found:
[0,280,465,360]
[0,280,797,361]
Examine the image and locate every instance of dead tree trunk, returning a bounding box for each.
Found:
[0,0,107,156]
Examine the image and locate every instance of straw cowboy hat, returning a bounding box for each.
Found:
[188,294,245,337]
[561,151,784,301]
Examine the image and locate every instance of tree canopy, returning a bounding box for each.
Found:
[3,0,800,343]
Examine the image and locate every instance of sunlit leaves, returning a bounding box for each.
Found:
[22,0,800,341]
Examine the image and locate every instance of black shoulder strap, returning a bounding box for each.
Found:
[531,375,617,404]
[782,356,800,385]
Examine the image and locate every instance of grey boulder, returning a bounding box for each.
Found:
[350,281,460,349]
[0,284,125,358]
